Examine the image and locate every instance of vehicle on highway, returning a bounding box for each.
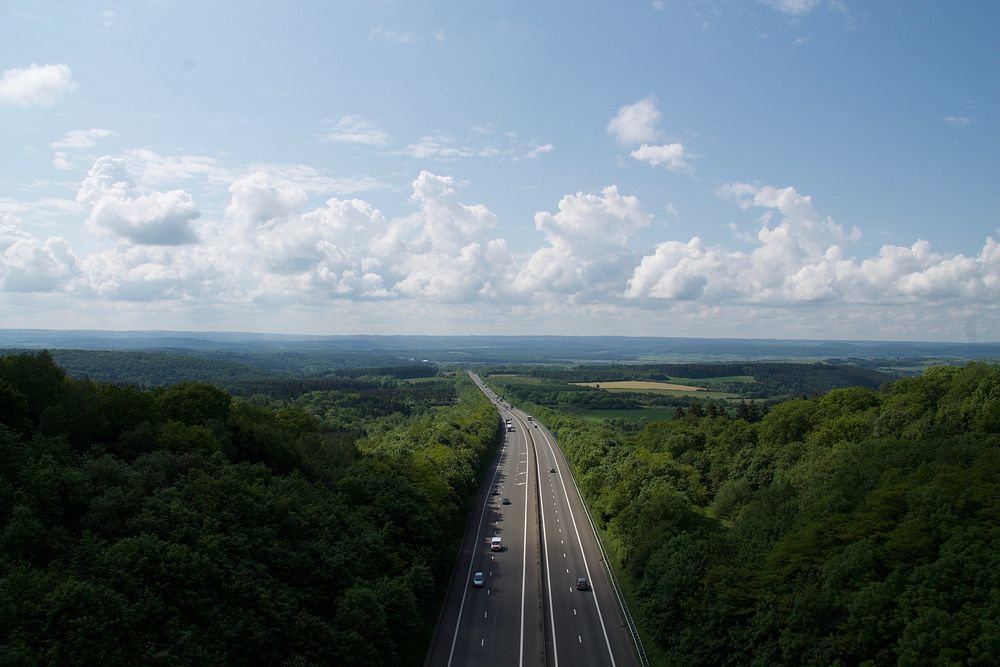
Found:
[492,489,500,495]
[576,577,589,591]
[502,497,511,505]
[491,536,502,551]
[549,467,556,473]
[472,572,485,588]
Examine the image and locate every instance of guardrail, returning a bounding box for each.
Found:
[547,429,651,667]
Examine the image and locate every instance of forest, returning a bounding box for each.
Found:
[0,352,497,666]
[488,363,1000,665]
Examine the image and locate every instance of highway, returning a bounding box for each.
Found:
[424,373,639,666]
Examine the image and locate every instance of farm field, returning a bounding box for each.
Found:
[572,380,740,400]
[572,380,705,391]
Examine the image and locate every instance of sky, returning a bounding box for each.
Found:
[1,0,998,341]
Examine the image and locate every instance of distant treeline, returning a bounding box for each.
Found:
[0,351,494,665]
[495,364,1000,665]
[5,349,437,394]
[509,362,896,398]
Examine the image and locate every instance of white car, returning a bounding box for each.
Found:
[472,571,485,587]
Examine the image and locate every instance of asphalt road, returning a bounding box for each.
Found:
[424,374,639,667]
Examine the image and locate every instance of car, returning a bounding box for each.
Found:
[502,497,511,505]
[550,467,556,473]
[491,536,502,551]
[491,489,500,495]
[576,577,589,591]
[472,572,485,588]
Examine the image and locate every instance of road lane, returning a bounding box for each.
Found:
[427,373,639,667]
[426,382,542,667]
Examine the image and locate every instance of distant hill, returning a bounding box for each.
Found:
[1,329,999,365]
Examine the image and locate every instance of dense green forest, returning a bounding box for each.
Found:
[489,364,1000,666]
[0,352,497,665]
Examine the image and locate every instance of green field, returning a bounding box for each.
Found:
[668,375,756,385]
[583,385,739,400]
[403,376,445,384]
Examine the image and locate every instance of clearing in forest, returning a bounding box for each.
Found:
[573,380,705,392]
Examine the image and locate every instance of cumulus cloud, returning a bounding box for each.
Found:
[0,64,78,107]
[607,98,662,145]
[322,115,389,146]
[515,185,649,299]
[0,215,79,292]
[630,143,688,171]
[224,171,309,225]
[626,182,1000,307]
[218,170,508,303]
[78,156,201,245]
[81,245,222,301]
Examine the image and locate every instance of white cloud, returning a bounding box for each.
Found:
[224,171,308,225]
[51,128,115,149]
[630,143,688,171]
[943,115,972,127]
[212,170,509,303]
[81,245,221,301]
[627,182,1000,307]
[762,0,822,15]
[368,27,416,43]
[401,135,481,159]
[522,143,554,160]
[0,64,78,107]
[0,216,79,293]
[515,185,649,298]
[607,97,662,145]
[53,152,74,171]
[123,149,230,188]
[322,115,389,146]
[78,156,202,245]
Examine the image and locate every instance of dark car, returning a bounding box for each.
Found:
[492,489,500,495]
[549,467,556,473]
[502,497,511,505]
[576,577,589,591]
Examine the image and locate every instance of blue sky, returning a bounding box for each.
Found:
[1,0,997,340]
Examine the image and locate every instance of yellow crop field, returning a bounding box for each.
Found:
[572,380,705,392]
